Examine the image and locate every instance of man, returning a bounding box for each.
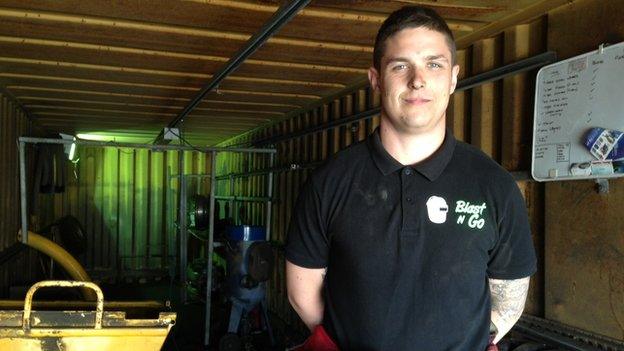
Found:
[286,6,536,350]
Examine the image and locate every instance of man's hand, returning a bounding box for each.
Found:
[489,276,530,343]
[286,260,326,331]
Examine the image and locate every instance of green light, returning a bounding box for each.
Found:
[68,142,76,161]
[76,133,111,141]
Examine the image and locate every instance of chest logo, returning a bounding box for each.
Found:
[455,200,487,229]
[426,196,449,224]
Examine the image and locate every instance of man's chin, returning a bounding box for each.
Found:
[398,120,446,136]
[399,116,432,130]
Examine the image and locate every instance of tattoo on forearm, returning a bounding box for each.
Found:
[489,277,530,325]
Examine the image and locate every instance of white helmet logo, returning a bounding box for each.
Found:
[426,196,448,224]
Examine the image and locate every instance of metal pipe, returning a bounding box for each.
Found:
[178,151,187,303]
[19,136,276,154]
[214,195,272,203]
[204,151,218,346]
[217,161,531,183]
[455,51,556,91]
[215,162,321,180]
[265,153,275,241]
[253,51,557,147]
[19,141,28,244]
[513,323,604,351]
[169,173,213,178]
[254,108,380,147]
[164,0,311,133]
[18,231,96,301]
[229,175,235,222]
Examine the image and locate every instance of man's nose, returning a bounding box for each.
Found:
[409,68,425,89]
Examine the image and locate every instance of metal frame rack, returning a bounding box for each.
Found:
[173,152,276,346]
[17,136,276,347]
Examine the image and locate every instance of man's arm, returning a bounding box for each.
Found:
[489,276,530,343]
[286,260,326,331]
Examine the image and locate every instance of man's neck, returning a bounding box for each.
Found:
[379,121,446,166]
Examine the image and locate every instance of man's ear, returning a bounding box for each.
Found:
[368,66,380,91]
[449,64,460,94]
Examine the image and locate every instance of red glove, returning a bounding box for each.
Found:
[486,334,499,351]
[289,325,339,351]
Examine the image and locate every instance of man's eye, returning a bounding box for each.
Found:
[393,64,407,71]
[428,62,443,69]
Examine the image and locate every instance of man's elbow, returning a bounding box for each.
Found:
[287,289,301,311]
[286,277,308,316]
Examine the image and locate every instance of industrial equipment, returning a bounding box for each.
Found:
[219,225,275,351]
[0,280,176,351]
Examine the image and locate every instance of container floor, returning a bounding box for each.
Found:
[100,281,302,351]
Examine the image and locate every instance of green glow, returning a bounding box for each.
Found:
[76,133,113,141]
[68,142,76,161]
[76,132,155,144]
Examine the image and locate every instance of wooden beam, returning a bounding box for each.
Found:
[0,7,372,52]
[0,56,347,87]
[22,98,285,117]
[7,85,320,99]
[455,0,572,49]
[0,35,366,74]
[10,87,300,108]
[188,0,477,31]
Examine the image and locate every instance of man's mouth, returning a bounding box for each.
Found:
[402,97,431,105]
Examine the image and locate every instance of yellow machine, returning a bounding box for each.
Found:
[0,280,176,351]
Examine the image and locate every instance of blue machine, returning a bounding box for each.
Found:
[222,225,274,349]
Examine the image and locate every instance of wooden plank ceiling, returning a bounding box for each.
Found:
[0,0,558,145]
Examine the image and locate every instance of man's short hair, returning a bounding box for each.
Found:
[373,6,456,70]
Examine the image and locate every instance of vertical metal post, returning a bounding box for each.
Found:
[19,141,28,243]
[204,151,217,346]
[265,153,275,241]
[178,151,188,303]
[229,175,235,224]
[165,164,172,271]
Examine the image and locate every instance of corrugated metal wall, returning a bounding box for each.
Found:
[220,19,547,332]
[32,147,213,281]
[0,93,34,294]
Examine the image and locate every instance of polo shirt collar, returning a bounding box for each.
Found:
[367,127,456,181]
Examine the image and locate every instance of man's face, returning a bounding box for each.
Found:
[368,27,459,136]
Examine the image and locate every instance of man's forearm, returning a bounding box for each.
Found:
[290,296,324,331]
[286,263,327,331]
[489,277,530,343]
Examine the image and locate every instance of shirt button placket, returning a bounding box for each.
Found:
[403,167,413,205]
[401,167,410,231]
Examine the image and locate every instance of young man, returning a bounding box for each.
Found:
[286,6,536,350]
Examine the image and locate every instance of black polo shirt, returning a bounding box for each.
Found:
[286,129,536,351]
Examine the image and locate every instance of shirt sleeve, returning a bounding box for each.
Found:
[487,181,537,279]
[285,177,330,268]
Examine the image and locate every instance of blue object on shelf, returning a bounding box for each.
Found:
[227,225,266,242]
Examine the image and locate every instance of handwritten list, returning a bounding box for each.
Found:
[532,41,624,180]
